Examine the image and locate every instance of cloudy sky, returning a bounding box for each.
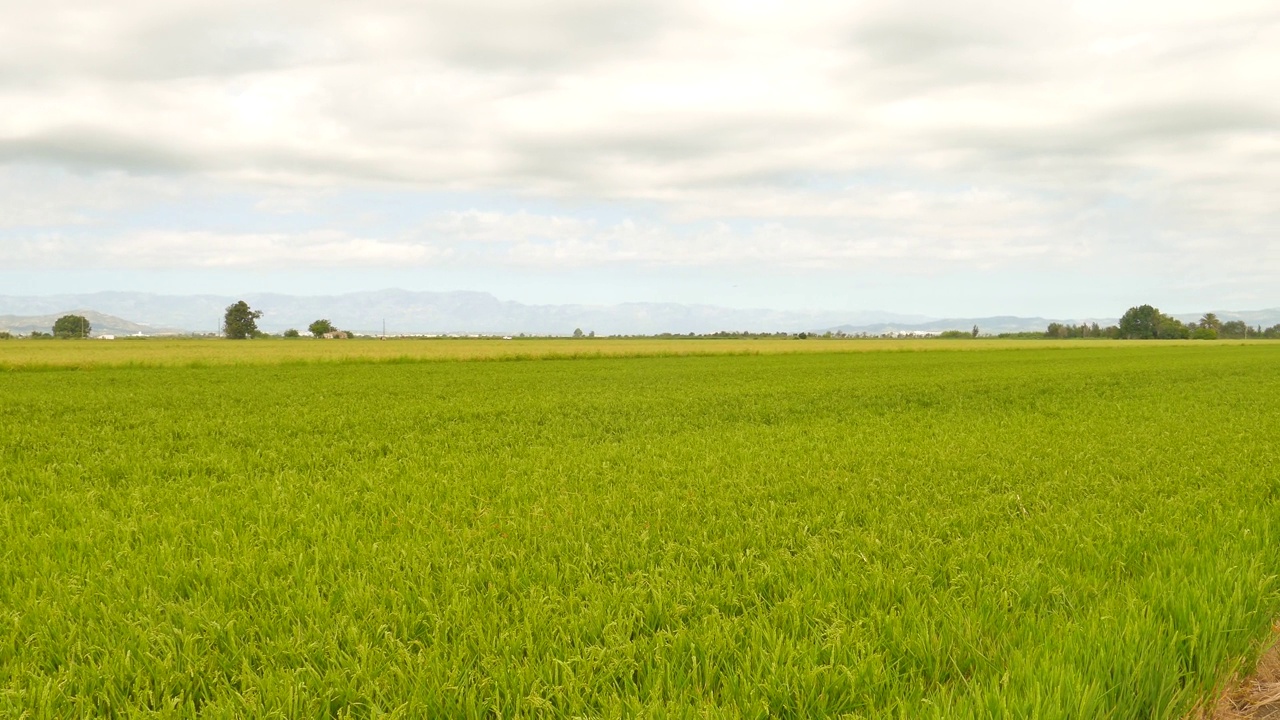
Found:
[1,0,1277,316]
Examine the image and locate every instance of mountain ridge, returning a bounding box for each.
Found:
[0,291,1276,336]
[0,310,187,337]
[0,291,924,335]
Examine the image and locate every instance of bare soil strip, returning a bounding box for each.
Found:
[1197,624,1280,719]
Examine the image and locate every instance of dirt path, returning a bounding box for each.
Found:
[1196,624,1280,719]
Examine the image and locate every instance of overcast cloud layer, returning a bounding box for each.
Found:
[1,0,1277,316]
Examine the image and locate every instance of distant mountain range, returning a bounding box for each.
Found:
[0,310,186,337]
[0,290,923,336]
[833,310,1280,337]
[0,290,1277,337]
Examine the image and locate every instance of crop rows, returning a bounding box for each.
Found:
[0,337,1166,371]
[2,345,1279,717]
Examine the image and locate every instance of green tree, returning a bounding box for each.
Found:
[283,328,301,338]
[309,319,335,338]
[223,301,263,340]
[52,314,91,338]
[1220,320,1248,339]
[1118,305,1187,339]
[572,328,584,338]
[971,325,980,338]
[1119,305,1158,339]
[0,331,12,340]
[1158,317,1189,339]
[1199,313,1222,334]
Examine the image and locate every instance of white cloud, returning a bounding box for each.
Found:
[3,230,446,269]
[0,0,1277,307]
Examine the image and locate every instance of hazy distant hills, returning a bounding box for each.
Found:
[826,310,1280,336]
[1171,308,1280,327]
[823,317,1077,336]
[0,310,186,337]
[0,291,925,336]
[0,290,1277,337]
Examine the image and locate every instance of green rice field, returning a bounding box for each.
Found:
[2,341,1279,717]
[0,336,1141,371]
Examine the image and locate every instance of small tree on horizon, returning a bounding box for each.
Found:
[1220,320,1248,339]
[1119,304,1188,339]
[52,314,91,338]
[309,319,335,338]
[224,301,263,339]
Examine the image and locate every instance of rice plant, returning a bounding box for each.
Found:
[1,344,1277,717]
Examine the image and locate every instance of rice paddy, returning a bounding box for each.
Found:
[2,341,1278,717]
[0,336,1199,371]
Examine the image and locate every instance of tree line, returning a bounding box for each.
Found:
[223,301,350,339]
[1040,305,1280,340]
[4,302,1278,341]
[0,314,93,339]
